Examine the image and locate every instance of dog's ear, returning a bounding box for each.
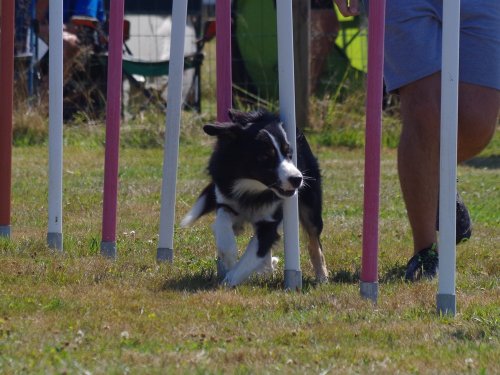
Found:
[203,122,242,137]
[228,108,270,124]
[228,109,248,123]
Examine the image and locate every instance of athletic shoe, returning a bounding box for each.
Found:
[436,193,472,244]
[405,243,439,282]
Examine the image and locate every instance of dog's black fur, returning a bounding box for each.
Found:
[182,109,328,285]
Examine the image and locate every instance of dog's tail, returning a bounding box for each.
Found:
[180,183,217,227]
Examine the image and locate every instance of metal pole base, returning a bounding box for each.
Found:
[284,269,302,291]
[47,232,63,251]
[101,241,116,259]
[437,293,456,316]
[360,281,378,304]
[157,247,173,262]
[0,225,11,238]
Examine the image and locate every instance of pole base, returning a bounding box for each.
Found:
[284,269,302,291]
[360,281,378,303]
[101,241,116,259]
[157,247,173,262]
[0,225,11,238]
[437,293,456,316]
[47,232,63,251]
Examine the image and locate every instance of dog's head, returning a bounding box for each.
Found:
[204,110,303,199]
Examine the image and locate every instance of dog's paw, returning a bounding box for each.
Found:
[256,256,279,275]
[221,270,239,287]
[315,270,329,284]
[271,256,279,269]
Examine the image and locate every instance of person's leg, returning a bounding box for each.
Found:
[398,73,441,254]
[457,83,499,162]
[398,73,499,255]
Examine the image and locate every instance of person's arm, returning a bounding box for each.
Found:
[333,0,360,16]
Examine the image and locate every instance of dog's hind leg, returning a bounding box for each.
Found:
[223,220,280,286]
[213,208,239,278]
[299,206,329,283]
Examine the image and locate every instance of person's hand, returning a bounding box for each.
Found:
[333,0,360,16]
[63,31,80,48]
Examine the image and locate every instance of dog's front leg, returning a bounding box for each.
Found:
[213,208,238,277]
[223,221,279,287]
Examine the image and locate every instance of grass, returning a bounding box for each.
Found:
[1,104,499,374]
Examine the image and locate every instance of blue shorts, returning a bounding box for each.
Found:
[382,0,500,92]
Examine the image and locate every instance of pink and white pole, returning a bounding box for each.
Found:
[360,0,386,302]
[157,0,188,262]
[47,0,64,250]
[276,1,302,291]
[437,0,461,316]
[214,0,233,276]
[101,0,125,258]
[0,0,15,238]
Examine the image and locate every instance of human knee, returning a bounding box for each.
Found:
[457,85,499,160]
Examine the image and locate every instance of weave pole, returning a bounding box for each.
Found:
[101,0,125,258]
[47,0,64,250]
[276,0,302,291]
[214,0,232,276]
[157,0,188,262]
[0,0,15,238]
[437,0,460,316]
[360,0,386,302]
[216,0,232,123]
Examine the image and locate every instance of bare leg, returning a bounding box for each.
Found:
[398,73,499,254]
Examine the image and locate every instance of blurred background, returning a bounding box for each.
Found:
[10,0,369,126]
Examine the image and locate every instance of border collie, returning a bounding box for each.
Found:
[181,109,328,286]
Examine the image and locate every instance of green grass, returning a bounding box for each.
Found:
[1,107,499,374]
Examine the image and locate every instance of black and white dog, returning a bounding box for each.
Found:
[181,110,328,286]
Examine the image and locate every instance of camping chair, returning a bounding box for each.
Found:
[120,11,205,114]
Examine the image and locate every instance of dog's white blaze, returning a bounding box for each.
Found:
[232,178,268,197]
[277,122,290,144]
[262,130,302,191]
[180,194,206,227]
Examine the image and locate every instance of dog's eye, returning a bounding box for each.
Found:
[282,144,293,160]
[257,148,276,163]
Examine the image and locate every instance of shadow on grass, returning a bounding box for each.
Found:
[379,264,407,283]
[159,265,407,292]
[463,155,500,169]
[330,269,360,283]
[160,270,327,293]
[329,265,406,284]
[160,269,219,292]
